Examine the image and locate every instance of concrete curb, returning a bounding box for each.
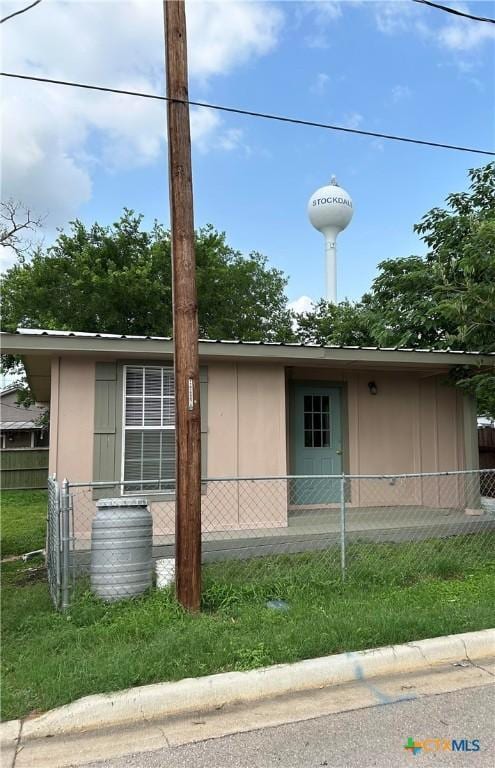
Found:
[0,719,21,747]
[15,629,495,741]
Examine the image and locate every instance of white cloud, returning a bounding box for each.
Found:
[310,72,330,95]
[313,1,342,21]
[187,0,282,82]
[391,84,412,103]
[0,0,282,229]
[371,0,495,53]
[372,0,415,35]
[298,0,342,48]
[341,111,364,129]
[289,295,315,315]
[437,4,495,51]
[370,138,385,153]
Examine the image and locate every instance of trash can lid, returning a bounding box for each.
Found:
[96,497,148,508]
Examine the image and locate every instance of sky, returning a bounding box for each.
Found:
[1,0,494,314]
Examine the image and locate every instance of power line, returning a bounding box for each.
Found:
[412,0,495,24]
[1,0,42,24]
[2,70,494,157]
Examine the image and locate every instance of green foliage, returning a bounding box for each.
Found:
[296,299,374,346]
[0,213,295,344]
[295,163,495,416]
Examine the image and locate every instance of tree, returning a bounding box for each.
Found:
[296,163,495,416]
[296,299,374,347]
[1,211,295,343]
[1,200,44,258]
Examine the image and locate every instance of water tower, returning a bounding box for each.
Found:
[307,176,353,303]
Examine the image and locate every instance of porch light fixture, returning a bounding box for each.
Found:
[368,381,378,396]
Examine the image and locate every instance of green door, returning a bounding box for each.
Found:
[291,384,343,505]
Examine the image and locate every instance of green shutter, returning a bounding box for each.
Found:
[93,362,208,496]
[93,362,119,498]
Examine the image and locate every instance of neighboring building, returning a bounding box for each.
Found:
[0,385,48,450]
[0,384,49,490]
[2,328,493,534]
[478,425,495,497]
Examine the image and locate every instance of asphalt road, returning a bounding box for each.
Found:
[81,685,494,768]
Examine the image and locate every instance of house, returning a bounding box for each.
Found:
[0,385,48,450]
[0,384,49,490]
[2,328,493,539]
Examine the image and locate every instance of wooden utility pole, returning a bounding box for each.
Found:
[164,0,202,611]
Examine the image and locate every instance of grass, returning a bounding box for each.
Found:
[1,490,47,557]
[2,532,494,722]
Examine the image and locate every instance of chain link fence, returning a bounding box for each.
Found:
[46,469,495,609]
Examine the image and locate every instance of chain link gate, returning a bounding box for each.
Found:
[46,475,61,608]
[46,475,74,610]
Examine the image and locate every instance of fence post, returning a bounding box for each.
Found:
[61,478,71,611]
[45,473,54,557]
[340,474,346,581]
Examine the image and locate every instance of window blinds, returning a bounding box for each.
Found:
[123,365,175,492]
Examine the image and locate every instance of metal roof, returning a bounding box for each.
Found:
[0,385,21,396]
[0,421,41,430]
[12,327,495,356]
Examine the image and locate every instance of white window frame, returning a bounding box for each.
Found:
[121,364,175,495]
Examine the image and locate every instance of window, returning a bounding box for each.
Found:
[303,394,330,448]
[122,365,175,493]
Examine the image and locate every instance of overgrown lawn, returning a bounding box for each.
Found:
[1,490,47,557]
[2,533,494,722]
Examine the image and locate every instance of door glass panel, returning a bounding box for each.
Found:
[302,392,331,449]
[321,395,330,446]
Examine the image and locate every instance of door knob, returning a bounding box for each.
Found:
[336,449,342,455]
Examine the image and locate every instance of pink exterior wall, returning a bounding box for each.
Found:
[54,359,288,540]
[290,368,466,507]
[150,362,288,535]
[49,356,95,482]
[51,356,470,542]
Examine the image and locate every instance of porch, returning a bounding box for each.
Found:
[71,503,495,563]
[159,504,495,562]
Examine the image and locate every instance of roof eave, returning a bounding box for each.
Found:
[1,331,494,369]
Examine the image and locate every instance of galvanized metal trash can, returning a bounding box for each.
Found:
[91,497,153,602]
